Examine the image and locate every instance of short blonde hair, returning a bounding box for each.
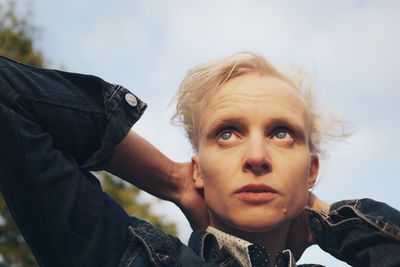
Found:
[171,51,346,156]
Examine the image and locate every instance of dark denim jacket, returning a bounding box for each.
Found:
[0,56,399,267]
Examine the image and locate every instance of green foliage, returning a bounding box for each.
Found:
[0,0,44,67]
[0,199,38,267]
[0,1,176,265]
[99,172,177,235]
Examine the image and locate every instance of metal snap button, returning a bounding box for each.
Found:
[125,93,138,107]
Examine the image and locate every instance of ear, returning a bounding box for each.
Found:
[192,155,204,189]
[308,155,319,189]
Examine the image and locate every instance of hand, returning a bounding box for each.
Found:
[171,162,210,230]
[106,132,209,229]
[286,192,330,261]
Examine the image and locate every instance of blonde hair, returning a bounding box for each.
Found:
[171,51,347,156]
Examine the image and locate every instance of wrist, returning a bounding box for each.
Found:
[168,162,194,204]
[165,161,181,203]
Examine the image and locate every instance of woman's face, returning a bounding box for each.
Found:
[192,73,319,233]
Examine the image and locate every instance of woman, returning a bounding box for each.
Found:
[0,52,399,267]
[167,51,400,266]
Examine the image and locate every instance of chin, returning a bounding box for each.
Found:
[210,203,302,234]
[230,216,288,233]
[210,210,290,235]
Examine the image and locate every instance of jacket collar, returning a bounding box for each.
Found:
[128,221,177,266]
[189,229,297,267]
[189,230,241,266]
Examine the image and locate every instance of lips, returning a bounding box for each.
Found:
[234,184,278,194]
[234,184,278,203]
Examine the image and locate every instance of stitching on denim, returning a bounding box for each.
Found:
[128,226,158,266]
[105,84,120,109]
[341,204,400,241]
[143,225,177,262]
[128,225,175,266]
[354,199,361,209]
[119,239,144,267]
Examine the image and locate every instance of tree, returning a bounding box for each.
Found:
[100,173,176,235]
[0,1,176,266]
[0,0,44,66]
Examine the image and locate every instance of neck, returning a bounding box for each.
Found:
[210,218,289,265]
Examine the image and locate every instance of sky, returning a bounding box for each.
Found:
[15,0,400,265]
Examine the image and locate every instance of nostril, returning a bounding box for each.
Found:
[261,163,268,171]
[244,162,269,173]
[245,162,252,170]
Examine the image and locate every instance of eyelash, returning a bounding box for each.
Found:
[216,127,238,138]
[215,126,294,140]
[270,126,294,139]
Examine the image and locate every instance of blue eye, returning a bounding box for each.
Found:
[275,131,287,139]
[270,127,295,146]
[220,131,232,140]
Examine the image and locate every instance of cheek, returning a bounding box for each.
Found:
[198,156,215,181]
[287,184,309,207]
[198,156,227,190]
[282,157,311,217]
[198,148,239,182]
[198,155,233,221]
[280,150,311,183]
[198,151,238,202]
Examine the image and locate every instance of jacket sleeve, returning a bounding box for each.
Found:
[306,198,400,267]
[0,56,147,267]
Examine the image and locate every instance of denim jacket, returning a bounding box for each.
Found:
[118,199,400,267]
[0,56,399,267]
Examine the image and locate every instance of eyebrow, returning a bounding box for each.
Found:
[205,117,247,138]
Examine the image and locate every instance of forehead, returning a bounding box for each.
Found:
[199,73,309,131]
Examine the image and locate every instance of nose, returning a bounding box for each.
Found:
[242,135,271,176]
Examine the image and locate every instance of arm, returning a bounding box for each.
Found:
[105,130,209,230]
[287,194,400,266]
[308,198,400,266]
[0,57,208,266]
[0,57,150,266]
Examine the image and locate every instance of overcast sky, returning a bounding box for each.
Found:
[17,0,400,265]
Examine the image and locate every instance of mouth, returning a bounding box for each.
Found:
[234,184,278,204]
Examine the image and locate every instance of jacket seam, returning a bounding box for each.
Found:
[336,204,400,241]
